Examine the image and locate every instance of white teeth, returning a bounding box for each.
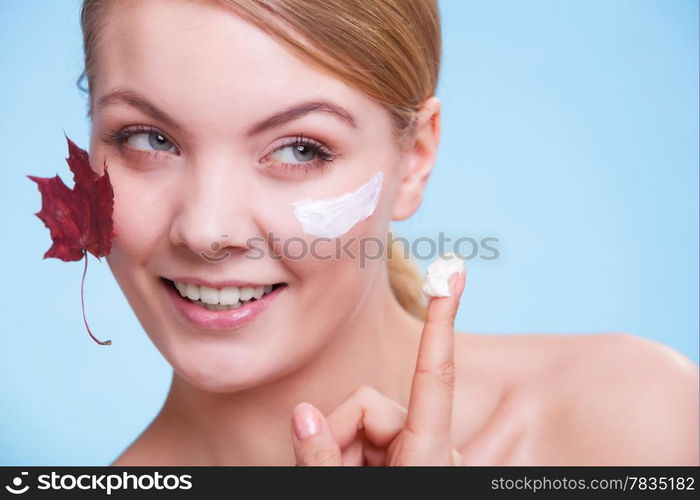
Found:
[219,286,240,305]
[239,287,254,301]
[199,286,220,305]
[170,280,278,307]
[201,301,242,311]
[185,283,200,301]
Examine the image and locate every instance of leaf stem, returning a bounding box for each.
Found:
[81,249,112,346]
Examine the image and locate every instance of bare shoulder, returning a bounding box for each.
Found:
[550,332,699,465]
[449,331,580,459]
[452,331,699,465]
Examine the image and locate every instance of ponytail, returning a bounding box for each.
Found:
[387,237,427,321]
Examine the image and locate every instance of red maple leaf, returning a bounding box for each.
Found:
[27,132,116,345]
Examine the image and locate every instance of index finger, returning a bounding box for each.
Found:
[405,267,466,439]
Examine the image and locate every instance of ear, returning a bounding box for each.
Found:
[391,96,441,221]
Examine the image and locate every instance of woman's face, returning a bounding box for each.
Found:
[89,0,409,391]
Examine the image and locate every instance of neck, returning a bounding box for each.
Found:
[154,267,425,465]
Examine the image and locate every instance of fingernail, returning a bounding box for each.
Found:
[293,403,321,440]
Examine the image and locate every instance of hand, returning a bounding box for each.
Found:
[291,268,467,465]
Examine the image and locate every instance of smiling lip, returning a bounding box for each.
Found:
[162,278,286,331]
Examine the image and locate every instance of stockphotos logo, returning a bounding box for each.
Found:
[5,472,29,494]
[3,471,193,495]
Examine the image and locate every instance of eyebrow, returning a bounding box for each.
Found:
[245,100,357,136]
[96,87,357,136]
[97,88,184,132]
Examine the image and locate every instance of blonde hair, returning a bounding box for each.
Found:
[79,0,439,321]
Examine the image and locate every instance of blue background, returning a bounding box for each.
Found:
[1,0,697,465]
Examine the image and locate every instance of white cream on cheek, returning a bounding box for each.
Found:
[290,172,384,238]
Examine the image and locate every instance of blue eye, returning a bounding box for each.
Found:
[260,133,338,179]
[271,143,319,163]
[102,126,179,159]
[102,127,338,178]
[127,131,176,153]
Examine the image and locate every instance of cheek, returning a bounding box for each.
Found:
[109,169,175,262]
[256,199,390,317]
[256,165,397,281]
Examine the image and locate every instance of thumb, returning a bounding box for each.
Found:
[292,402,343,466]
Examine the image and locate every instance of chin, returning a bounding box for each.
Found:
[170,355,281,393]
[176,367,266,393]
[159,334,305,394]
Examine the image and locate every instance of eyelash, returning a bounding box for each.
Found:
[102,125,174,161]
[102,126,339,176]
[263,132,338,177]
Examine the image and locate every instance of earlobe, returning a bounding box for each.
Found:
[391,97,441,221]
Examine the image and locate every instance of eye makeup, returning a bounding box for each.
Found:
[101,125,179,163]
[101,126,338,177]
[258,132,339,179]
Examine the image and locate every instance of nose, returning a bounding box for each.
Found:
[169,155,258,260]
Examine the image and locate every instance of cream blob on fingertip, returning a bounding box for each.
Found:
[291,172,384,239]
[421,252,466,298]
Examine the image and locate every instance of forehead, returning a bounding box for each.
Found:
[93,0,375,133]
